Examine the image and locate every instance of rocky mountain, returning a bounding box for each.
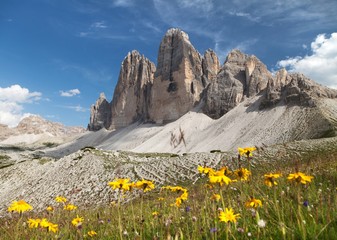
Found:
[89,28,337,133]
[0,115,85,145]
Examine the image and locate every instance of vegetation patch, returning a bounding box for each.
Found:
[42,142,59,148]
[38,158,52,165]
[0,154,10,161]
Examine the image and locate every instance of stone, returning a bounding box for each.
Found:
[261,72,337,108]
[149,28,204,124]
[110,50,156,129]
[201,49,220,87]
[203,49,272,118]
[88,93,111,131]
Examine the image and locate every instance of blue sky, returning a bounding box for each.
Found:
[1,0,337,128]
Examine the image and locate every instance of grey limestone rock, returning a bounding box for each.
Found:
[261,71,337,108]
[88,93,111,131]
[203,49,272,118]
[149,28,205,124]
[110,50,156,129]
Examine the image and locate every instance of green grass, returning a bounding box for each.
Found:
[42,142,59,148]
[0,154,10,161]
[1,150,337,239]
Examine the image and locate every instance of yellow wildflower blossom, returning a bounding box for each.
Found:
[46,206,54,212]
[27,218,41,228]
[40,218,50,228]
[108,178,133,191]
[219,208,240,223]
[134,179,155,192]
[47,223,58,233]
[175,197,183,207]
[88,230,97,237]
[8,200,33,213]
[180,191,188,201]
[238,147,257,157]
[234,168,251,181]
[152,211,159,217]
[197,165,215,175]
[72,215,84,226]
[55,196,67,203]
[245,197,263,208]
[64,204,77,211]
[209,174,232,186]
[210,193,221,202]
[287,172,314,184]
[264,173,282,187]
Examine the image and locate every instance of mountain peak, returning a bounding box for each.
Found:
[89,28,337,132]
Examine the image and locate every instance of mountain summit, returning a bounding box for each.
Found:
[88,28,337,139]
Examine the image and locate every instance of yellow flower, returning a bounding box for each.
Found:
[180,190,188,201]
[88,230,97,237]
[245,197,263,208]
[40,218,50,228]
[38,218,58,232]
[210,193,221,202]
[175,197,183,207]
[108,178,133,191]
[72,215,84,226]
[198,165,215,175]
[27,218,41,228]
[47,223,58,233]
[158,197,165,201]
[134,179,155,192]
[152,211,159,217]
[219,166,232,176]
[55,196,67,203]
[234,168,251,181]
[287,172,314,184]
[64,204,77,211]
[219,208,240,223]
[46,206,54,212]
[264,173,282,187]
[208,168,232,186]
[238,147,256,157]
[162,186,186,192]
[209,174,232,186]
[8,200,33,213]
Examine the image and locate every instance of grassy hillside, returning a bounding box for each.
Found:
[1,137,337,239]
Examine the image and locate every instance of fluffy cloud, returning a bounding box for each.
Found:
[60,89,81,97]
[0,85,41,127]
[277,33,337,89]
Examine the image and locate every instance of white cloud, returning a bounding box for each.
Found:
[277,33,337,89]
[112,0,134,7]
[228,11,260,22]
[91,21,107,29]
[0,85,41,127]
[65,105,87,112]
[60,89,81,97]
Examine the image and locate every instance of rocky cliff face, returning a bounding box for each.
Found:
[261,71,337,108]
[203,49,273,119]
[89,28,337,131]
[88,93,111,131]
[89,28,220,129]
[110,50,156,129]
[149,28,205,123]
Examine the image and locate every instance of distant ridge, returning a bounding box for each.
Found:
[0,115,85,145]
